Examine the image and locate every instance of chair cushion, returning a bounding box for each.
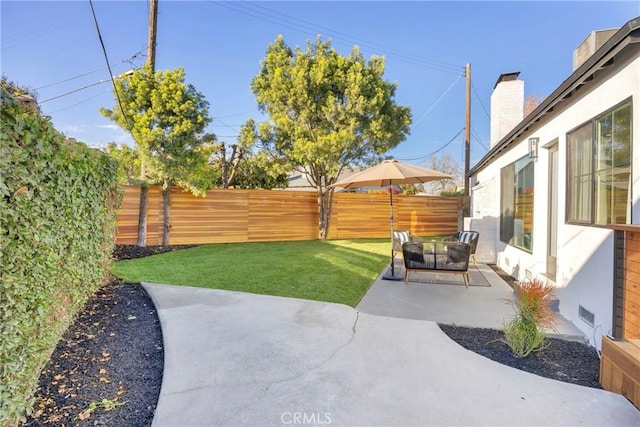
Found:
[459,231,472,243]
[394,230,410,244]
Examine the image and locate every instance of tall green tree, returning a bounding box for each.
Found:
[251,36,411,239]
[101,65,211,246]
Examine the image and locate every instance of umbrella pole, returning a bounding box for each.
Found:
[389,184,395,276]
[383,183,402,281]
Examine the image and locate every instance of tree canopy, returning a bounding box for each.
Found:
[103,142,141,185]
[251,35,411,238]
[101,65,211,245]
[101,65,211,191]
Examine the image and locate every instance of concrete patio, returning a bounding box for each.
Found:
[143,262,639,426]
[357,262,586,340]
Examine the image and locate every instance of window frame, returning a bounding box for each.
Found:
[565,97,633,227]
[500,154,535,253]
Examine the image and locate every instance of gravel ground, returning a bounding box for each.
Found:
[26,246,602,425]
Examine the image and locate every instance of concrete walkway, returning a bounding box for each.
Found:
[144,282,640,426]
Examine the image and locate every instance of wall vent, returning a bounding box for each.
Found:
[579,305,595,327]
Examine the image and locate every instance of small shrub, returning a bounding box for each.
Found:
[503,279,560,358]
[514,279,560,329]
[503,317,549,358]
[440,189,464,197]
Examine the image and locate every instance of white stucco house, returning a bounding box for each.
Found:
[467,17,639,348]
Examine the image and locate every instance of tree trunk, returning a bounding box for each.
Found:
[226,145,242,187]
[162,178,171,247]
[136,186,148,247]
[220,144,228,188]
[317,186,334,240]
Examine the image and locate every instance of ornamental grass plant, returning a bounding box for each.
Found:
[503,279,561,358]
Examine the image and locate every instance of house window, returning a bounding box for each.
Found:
[500,156,534,252]
[567,100,632,225]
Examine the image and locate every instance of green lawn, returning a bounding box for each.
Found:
[112,239,394,307]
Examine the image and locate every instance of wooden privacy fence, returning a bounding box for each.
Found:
[115,186,461,246]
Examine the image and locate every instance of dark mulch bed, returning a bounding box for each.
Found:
[27,247,603,425]
[438,325,602,389]
[112,244,197,260]
[447,265,602,389]
[26,246,173,426]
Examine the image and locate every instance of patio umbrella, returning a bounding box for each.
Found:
[330,159,452,280]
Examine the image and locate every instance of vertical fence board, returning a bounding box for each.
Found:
[248,191,318,242]
[168,188,250,245]
[146,186,164,246]
[114,186,141,245]
[330,193,394,239]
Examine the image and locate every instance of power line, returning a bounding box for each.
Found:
[47,89,111,114]
[35,51,144,90]
[212,116,242,133]
[412,72,464,128]
[471,81,490,120]
[397,128,465,161]
[212,109,259,119]
[210,1,463,75]
[210,123,245,127]
[40,79,111,103]
[243,1,463,73]
[2,10,88,49]
[471,128,489,151]
[89,0,133,131]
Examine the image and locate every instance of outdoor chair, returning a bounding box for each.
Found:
[392,230,423,256]
[402,240,471,287]
[444,231,479,265]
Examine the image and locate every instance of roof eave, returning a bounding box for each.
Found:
[468,16,640,178]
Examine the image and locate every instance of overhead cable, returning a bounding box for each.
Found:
[471,128,489,152]
[412,72,464,128]
[2,10,88,49]
[397,127,465,161]
[471,81,491,119]
[47,89,112,114]
[35,51,144,90]
[40,79,111,103]
[213,116,243,133]
[212,109,259,119]
[210,1,463,75]
[241,1,463,73]
[88,0,133,132]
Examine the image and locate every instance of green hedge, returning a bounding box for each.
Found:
[0,90,122,424]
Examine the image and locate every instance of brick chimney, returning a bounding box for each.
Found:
[490,72,524,147]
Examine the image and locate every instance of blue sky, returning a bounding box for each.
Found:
[2,1,638,167]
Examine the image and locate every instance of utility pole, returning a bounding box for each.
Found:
[463,62,471,217]
[147,0,158,72]
[137,0,158,247]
